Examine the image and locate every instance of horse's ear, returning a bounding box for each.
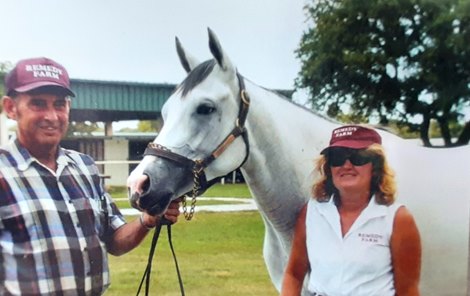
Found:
[207,28,235,72]
[175,36,200,73]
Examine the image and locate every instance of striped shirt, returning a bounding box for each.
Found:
[0,140,126,296]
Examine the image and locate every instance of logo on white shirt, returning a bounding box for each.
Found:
[358,232,383,243]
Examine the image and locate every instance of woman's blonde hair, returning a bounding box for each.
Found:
[311,144,396,205]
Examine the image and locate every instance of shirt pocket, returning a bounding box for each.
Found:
[70,195,106,238]
[0,203,36,243]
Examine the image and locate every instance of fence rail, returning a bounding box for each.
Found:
[95,160,242,185]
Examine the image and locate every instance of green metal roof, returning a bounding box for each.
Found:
[69,79,176,122]
[68,78,293,122]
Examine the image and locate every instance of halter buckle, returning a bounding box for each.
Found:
[240,89,250,105]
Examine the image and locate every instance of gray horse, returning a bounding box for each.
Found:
[127,28,470,295]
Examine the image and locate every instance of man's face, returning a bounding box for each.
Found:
[5,93,70,152]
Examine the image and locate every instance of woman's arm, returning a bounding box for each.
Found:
[281,204,309,296]
[391,206,422,296]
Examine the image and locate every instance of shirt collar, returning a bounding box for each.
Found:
[10,139,75,172]
[318,195,389,239]
[320,194,388,219]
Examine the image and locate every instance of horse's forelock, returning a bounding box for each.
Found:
[178,60,217,97]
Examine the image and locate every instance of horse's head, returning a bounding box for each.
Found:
[127,28,250,216]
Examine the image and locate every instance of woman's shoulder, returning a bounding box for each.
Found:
[386,201,403,213]
[393,205,416,224]
[390,203,419,238]
[307,198,327,211]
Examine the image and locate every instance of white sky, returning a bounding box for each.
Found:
[3,1,466,129]
[1,0,307,90]
[1,1,309,129]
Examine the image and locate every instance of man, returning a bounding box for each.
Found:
[0,57,180,295]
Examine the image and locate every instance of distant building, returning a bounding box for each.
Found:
[1,78,292,186]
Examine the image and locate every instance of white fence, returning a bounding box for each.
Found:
[95,160,239,187]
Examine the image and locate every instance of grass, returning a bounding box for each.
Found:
[105,184,277,295]
[114,198,245,209]
[109,183,253,209]
[202,183,252,198]
[106,212,277,296]
[107,183,252,199]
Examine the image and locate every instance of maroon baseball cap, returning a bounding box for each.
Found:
[321,125,382,154]
[5,57,75,97]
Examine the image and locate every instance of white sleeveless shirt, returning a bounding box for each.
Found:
[306,197,402,296]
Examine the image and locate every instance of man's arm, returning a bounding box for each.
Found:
[106,200,180,256]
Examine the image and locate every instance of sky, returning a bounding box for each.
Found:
[1,1,309,129]
[1,1,308,91]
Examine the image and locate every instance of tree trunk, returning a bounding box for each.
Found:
[420,114,432,147]
[456,121,470,146]
[437,116,452,147]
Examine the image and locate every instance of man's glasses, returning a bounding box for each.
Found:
[326,147,376,167]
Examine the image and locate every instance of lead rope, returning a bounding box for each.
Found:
[136,220,185,296]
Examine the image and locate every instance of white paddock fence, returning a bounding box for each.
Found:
[94,160,239,187]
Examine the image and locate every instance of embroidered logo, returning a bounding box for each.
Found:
[25,64,63,80]
[358,232,383,243]
[333,126,358,138]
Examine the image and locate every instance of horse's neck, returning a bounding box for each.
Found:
[241,82,337,231]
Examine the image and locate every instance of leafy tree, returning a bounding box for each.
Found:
[297,0,470,147]
[66,121,101,137]
[137,119,163,133]
[0,62,13,112]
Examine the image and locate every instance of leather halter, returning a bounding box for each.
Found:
[143,72,250,218]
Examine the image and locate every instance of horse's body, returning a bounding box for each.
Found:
[127,29,470,295]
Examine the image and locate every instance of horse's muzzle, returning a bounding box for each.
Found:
[129,158,193,216]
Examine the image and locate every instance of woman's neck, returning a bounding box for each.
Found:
[337,190,371,212]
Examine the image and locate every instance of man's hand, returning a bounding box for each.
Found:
[163,198,182,224]
[141,198,182,227]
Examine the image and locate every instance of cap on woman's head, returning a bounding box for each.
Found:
[321,125,382,154]
[5,57,75,97]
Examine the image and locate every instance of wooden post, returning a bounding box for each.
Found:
[104,122,113,137]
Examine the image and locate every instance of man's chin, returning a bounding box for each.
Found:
[37,135,63,147]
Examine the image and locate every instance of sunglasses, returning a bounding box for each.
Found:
[326,148,376,167]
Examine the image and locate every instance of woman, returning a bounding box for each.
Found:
[281,125,421,296]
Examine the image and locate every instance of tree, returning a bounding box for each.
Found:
[297,0,470,147]
[0,62,13,112]
[137,119,163,133]
[66,121,100,137]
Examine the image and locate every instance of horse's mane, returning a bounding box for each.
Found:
[178,60,217,97]
[247,77,339,125]
[174,60,397,138]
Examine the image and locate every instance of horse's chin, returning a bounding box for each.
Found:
[132,189,174,216]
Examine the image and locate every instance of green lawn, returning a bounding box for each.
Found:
[106,212,277,295]
[108,183,252,199]
[105,184,277,295]
[109,183,253,209]
[202,183,252,198]
[114,198,246,209]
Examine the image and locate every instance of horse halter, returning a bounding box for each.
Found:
[143,72,250,220]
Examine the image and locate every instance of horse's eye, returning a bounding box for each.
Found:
[196,104,216,115]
